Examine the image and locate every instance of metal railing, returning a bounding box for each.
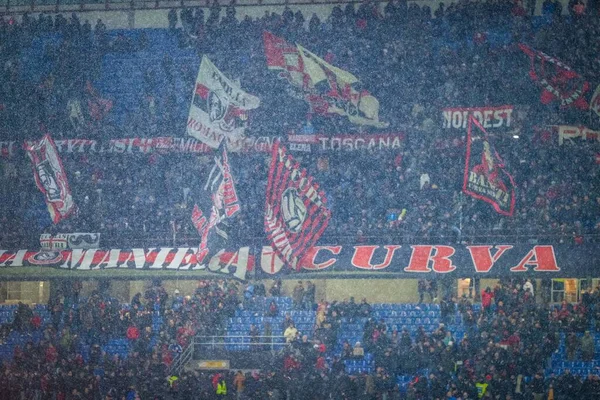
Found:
[1,0,388,15]
[168,340,194,376]
[194,335,291,352]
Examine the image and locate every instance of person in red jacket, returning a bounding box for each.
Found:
[126,324,140,340]
[481,287,494,315]
[30,314,42,330]
[45,344,58,364]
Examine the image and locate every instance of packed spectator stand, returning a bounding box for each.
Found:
[0,1,599,249]
[1,1,600,399]
[0,278,600,398]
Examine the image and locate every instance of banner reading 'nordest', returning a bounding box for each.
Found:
[442,106,513,129]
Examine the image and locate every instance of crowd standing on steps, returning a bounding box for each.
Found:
[2,277,599,399]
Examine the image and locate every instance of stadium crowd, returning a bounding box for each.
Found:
[0,1,600,399]
[1,277,600,399]
[1,1,600,248]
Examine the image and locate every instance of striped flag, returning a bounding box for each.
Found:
[26,134,76,224]
[518,44,589,110]
[264,140,331,270]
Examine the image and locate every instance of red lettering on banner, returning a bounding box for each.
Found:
[404,245,457,273]
[300,246,342,270]
[466,245,514,273]
[510,246,560,272]
[350,245,401,270]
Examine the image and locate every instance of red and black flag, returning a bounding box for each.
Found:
[190,146,251,279]
[26,134,76,223]
[519,44,589,110]
[85,81,113,121]
[463,116,516,216]
[265,140,331,270]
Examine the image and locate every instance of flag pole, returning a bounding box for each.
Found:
[458,191,464,244]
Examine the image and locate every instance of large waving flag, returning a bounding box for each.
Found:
[519,44,589,110]
[27,134,76,224]
[187,56,260,150]
[265,141,331,270]
[463,116,516,216]
[192,146,241,265]
[190,146,251,279]
[263,31,388,128]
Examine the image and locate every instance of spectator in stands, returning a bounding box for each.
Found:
[581,331,595,362]
[292,281,305,310]
[266,300,278,317]
[524,279,535,298]
[12,302,32,332]
[341,340,353,359]
[269,280,282,297]
[428,281,438,302]
[244,282,255,305]
[282,312,294,330]
[215,375,227,398]
[481,287,494,315]
[531,371,546,400]
[167,9,178,30]
[440,296,456,324]
[418,280,427,304]
[262,322,273,351]
[303,281,315,310]
[353,341,365,359]
[284,322,298,343]
[254,281,266,297]
[233,370,245,399]
[249,323,260,350]
[566,332,580,361]
[354,298,370,319]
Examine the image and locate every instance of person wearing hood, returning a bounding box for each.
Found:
[581,330,595,361]
[565,332,579,361]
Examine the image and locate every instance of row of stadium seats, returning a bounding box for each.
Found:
[225,297,315,349]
